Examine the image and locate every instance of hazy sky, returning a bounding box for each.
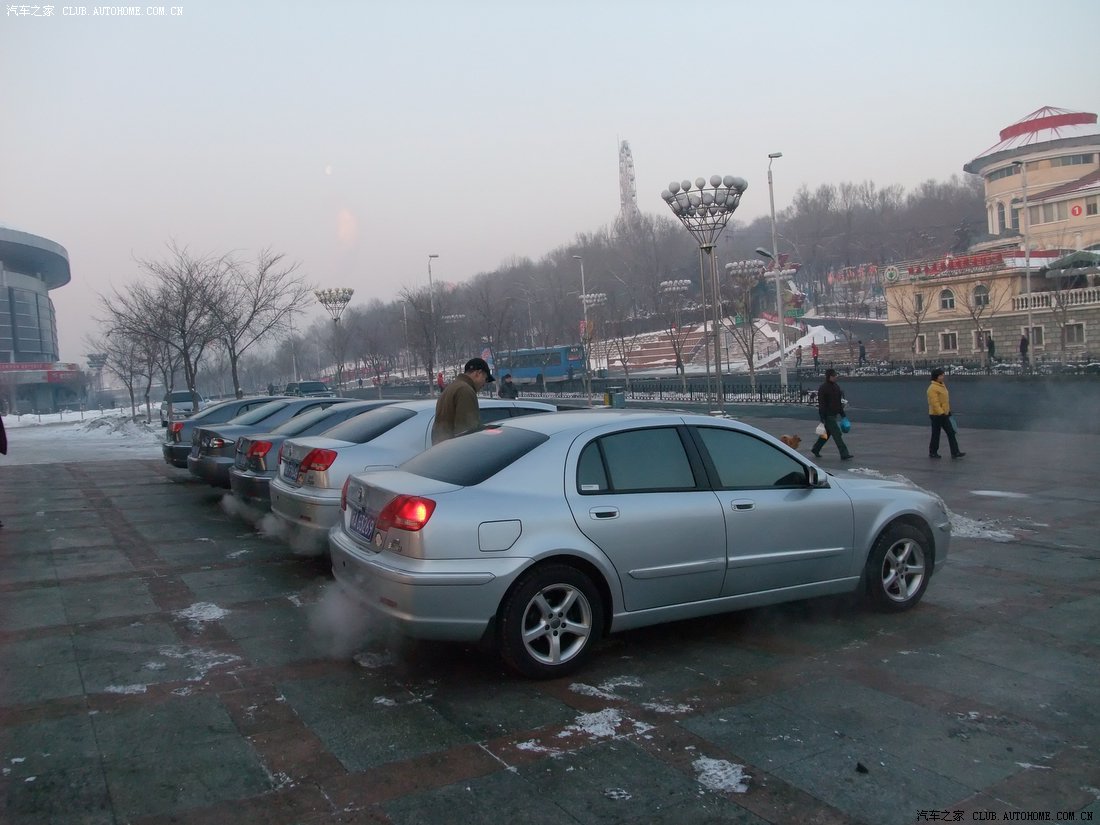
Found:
[2,0,1096,363]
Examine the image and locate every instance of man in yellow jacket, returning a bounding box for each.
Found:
[927,367,964,459]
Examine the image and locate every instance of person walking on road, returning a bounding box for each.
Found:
[858,340,867,367]
[795,345,803,369]
[1019,334,1029,371]
[497,373,519,399]
[431,357,494,445]
[811,341,820,370]
[927,367,964,459]
[810,368,852,460]
[986,334,996,372]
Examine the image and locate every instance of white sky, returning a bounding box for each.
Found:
[2,0,1097,364]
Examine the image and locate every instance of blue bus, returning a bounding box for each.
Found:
[494,345,586,385]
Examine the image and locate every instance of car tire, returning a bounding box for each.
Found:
[499,563,603,679]
[865,523,932,613]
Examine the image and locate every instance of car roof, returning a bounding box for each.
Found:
[494,408,747,438]
[388,398,557,412]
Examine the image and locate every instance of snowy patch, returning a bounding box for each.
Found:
[693,757,750,793]
[970,490,1030,499]
[569,675,643,700]
[157,645,241,680]
[142,661,167,671]
[373,696,397,707]
[603,788,632,801]
[103,684,148,695]
[1015,762,1053,770]
[516,739,562,756]
[641,701,693,714]
[287,594,303,607]
[10,757,26,764]
[174,602,230,630]
[557,708,653,741]
[353,651,394,669]
[949,513,1015,542]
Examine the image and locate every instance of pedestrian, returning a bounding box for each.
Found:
[431,357,494,445]
[497,373,519,399]
[927,367,964,459]
[811,341,820,370]
[858,340,867,366]
[810,368,853,460]
[986,334,996,363]
[795,345,803,368]
[436,371,445,393]
[1019,334,1029,371]
[357,376,363,389]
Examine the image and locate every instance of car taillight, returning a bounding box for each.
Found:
[210,437,234,449]
[169,423,184,435]
[376,495,436,532]
[300,448,337,472]
[247,441,272,458]
[341,477,351,511]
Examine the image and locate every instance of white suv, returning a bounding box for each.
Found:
[159,390,208,427]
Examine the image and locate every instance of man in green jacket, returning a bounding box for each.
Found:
[431,357,494,445]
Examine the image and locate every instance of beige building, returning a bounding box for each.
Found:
[884,106,1100,364]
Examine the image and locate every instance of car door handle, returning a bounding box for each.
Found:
[590,507,619,520]
[731,499,755,511]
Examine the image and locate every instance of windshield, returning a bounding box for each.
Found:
[229,400,290,425]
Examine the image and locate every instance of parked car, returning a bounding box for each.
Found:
[284,380,335,398]
[162,396,286,468]
[270,398,557,552]
[229,399,395,507]
[330,410,951,678]
[187,397,356,487]
[159,389,209,427]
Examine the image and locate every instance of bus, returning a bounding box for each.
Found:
[494,345,586,385]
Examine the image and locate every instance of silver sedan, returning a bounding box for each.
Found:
[330,410,951,678]
[269,398,557,552]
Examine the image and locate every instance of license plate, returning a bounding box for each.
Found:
[349,508,377,542]
[282,459,300,482]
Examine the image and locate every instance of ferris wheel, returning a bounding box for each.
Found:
[618,140,641,219]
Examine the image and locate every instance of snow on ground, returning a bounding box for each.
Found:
[2,409,163,465]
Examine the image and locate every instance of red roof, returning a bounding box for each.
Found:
[973,106,1100,160]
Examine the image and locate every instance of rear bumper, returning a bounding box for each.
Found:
[329,525,525,641]
[162,443,189,468]
[188,455,234,488]
[229,469,272,506]
[269,481,341,543]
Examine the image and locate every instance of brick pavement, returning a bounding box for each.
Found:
[1,419,1098,824]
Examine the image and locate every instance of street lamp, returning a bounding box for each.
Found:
[1013,160,1034,341]
[314,287,354,390]
[572,255,594,405]
[765,152,790,391]
[661,174,748,412]
[427,254,440,375]
[87,353,108,406]
[754,247,798,390]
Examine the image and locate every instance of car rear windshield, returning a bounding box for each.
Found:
[400,427,549,486]
[297,382,328,393]
[166,391,196,403]
[229,400,290,425]
[320,406,417,443]
[269,402,382,436]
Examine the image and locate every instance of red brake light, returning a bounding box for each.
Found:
[301,448,338,472]
[169,423,184,434]
[341,477,351,511]
[376,495,436,532]
[247,441,272,458]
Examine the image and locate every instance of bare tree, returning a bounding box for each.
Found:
[886,282,934,367]
[721,268,769,392]
[210,249,313,398]
[957,279,1010,369]
[103,244,226,414]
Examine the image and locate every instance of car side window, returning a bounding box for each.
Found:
[481,409,512,424]
[694,427,807,489]
[577,427,696,494]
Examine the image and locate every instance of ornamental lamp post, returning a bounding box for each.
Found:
[765,152,790,391]
[754,247,798,393]
[581,290,607,403]
[659,279,692,389]
[661,174,748,413]
[314,287,354,390]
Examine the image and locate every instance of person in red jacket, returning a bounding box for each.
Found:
[811,341,820,370]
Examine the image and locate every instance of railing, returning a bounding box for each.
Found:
[1012,286,1100,311]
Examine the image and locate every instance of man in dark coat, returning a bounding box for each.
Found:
[431,357,494,445]
[810,368,852,460]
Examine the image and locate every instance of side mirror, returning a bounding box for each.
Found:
[807,466,822,487]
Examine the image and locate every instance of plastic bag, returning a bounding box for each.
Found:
[815,422,827,438]
[949,414,958,432]
[840,415,852,433]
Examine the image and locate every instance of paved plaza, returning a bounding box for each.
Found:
[1,416,1098,824]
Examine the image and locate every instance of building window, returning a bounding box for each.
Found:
[914,335,926,355]
[1087,196,1098,217]
[973,284,989,308]
[1050,154,1095,167]
[914,293,924,313]
[996,202,1006,233]
[1064,323,1085,346]
[1025,326,1045,347]
[939,289,955,310]
[987,165,1021,182]
[940,332,958,352]
[1030,202,1069,224]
